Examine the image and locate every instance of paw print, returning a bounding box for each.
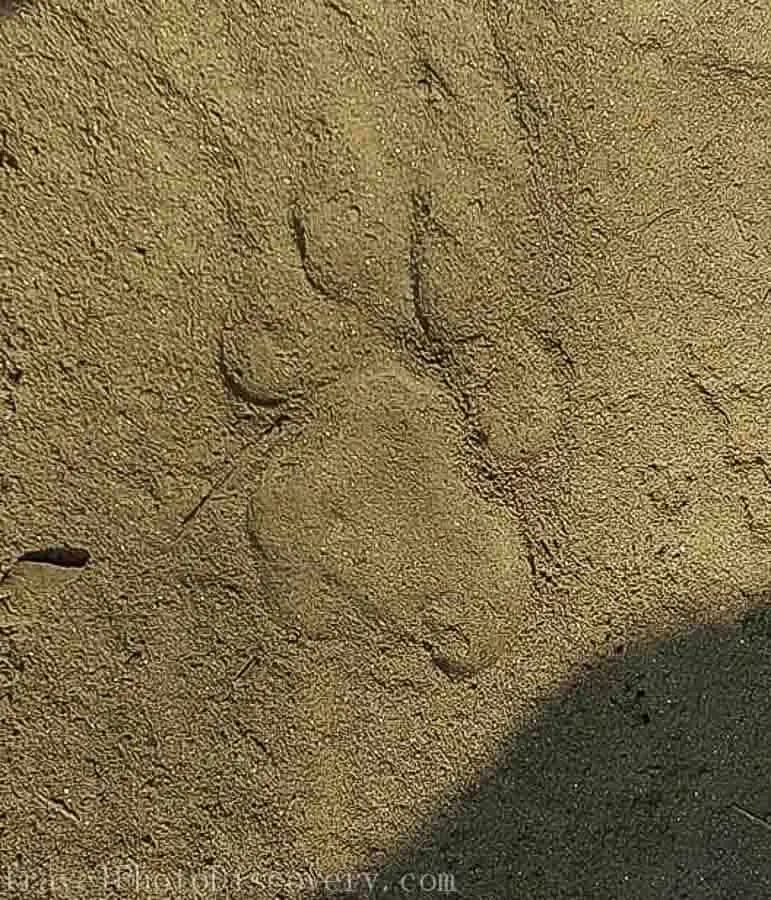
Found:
[218,2,569,677]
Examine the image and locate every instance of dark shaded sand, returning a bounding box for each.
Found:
[314,604,771,898]
[1,1,769,897]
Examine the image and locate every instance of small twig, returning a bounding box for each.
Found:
[36,794,80,824]
[232,653,260,683]
[731,803,771,833]
[174,415,288,539]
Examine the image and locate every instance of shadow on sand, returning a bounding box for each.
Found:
[317,600,770,899]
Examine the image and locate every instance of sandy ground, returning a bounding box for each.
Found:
[1,2,770,898]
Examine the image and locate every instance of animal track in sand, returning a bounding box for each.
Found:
[221,174,567,469]
[217,2,572,675]
[248,366,534,677]
[217,228,559,675]
[218,228,548,675]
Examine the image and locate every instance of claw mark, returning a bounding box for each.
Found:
[408,195,434,344]
[289,205,310,270]
[288,204,335,303]
[407,191,451,364]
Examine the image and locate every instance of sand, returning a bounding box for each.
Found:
[1,1,769,897]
